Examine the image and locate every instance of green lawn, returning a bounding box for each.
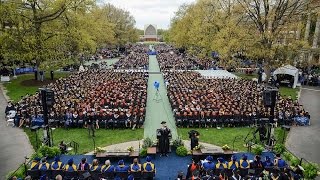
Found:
[278,87,299,100]
[24,128,144,154]
[3,72,69,102]
[177,127,286,152]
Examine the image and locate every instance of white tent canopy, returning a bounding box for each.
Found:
[195,70,238,79]
[273,65,299,88]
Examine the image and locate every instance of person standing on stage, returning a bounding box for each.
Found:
[86,112,95,137]
[158,121,171,157]
[190,131,200,150]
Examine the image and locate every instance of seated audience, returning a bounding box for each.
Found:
[90,159,101,172]
[216,157,227,170]
[130,158,142,172]
[228,155,239,170]
[51,156,64,170]
[64,158,77,172]
[101,160,114,173]
[239,155,250,169]
[29,157,40,170]
[78,157,90,171]
[263,156,274,168]
[274,154,287,168]
[115,159,129,172]
[186,159,200,179]
[250,155,264,169]
[143,156,155,173]
[202,156,215,173]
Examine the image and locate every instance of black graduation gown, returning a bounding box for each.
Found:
[158,127,171,154]
[191,136,199,150]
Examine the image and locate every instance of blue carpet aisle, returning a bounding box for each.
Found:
[55,152,274,179]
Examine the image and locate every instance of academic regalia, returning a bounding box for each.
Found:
[143,156,155,172]
[39,162,50,170]
[158,126,171,155]
[190,136,199,150]
[51,157,64,170]
[130,163,142,172]
[64,159,77,172]
[186,162,200,179]
[101,165,114,173]
[115,160,129,172]
[90,165,101,172]
[30,158,40,170]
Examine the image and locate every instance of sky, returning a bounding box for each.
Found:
[101,0,196,30]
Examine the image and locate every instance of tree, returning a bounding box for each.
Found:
[236,0,311,63]
[99,3,139,45]
[167,0,315,69]
[0,0,139,73]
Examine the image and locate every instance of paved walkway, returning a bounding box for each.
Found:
[286,86,320,164]
[0,84,33,178]
[144,55,177,140]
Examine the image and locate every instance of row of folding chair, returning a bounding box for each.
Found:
[27,170,155,180]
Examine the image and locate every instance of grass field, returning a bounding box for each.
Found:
[4,72,69,102]
[24,128,144,154]
[177,127,286,152]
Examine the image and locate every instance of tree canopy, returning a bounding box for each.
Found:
[168,0,316,67]
[0,0,139,70]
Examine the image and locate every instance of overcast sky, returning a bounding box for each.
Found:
[101,0,196,30]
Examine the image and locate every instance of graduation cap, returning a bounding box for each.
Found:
[118,159,124,165]
[217,157,224,162]
[146,156,152,162]
[68,158,74,164]
[206,156,213,162]
[161,121,166,124]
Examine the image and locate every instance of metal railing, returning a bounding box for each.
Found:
[7,157,32,180]
[68,140,79,154]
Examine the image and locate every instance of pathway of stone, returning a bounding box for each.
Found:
[0,84,33,179]
[286,86,320,164]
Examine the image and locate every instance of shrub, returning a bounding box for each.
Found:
[139,148,147,157]
[172,136,184,148]
[222,144,230,150]
[95,147,106,153]
[252,145,264,155]
[142,137,153,148]
[176,146,188,157]
[127,146,134,152]
[31,151,43,160]
[283,151,292,161]
[302,163,319,180]
[273,144,286,154]
[38,145,61,158]
[6,165,26,179]
[290,156,300,167]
